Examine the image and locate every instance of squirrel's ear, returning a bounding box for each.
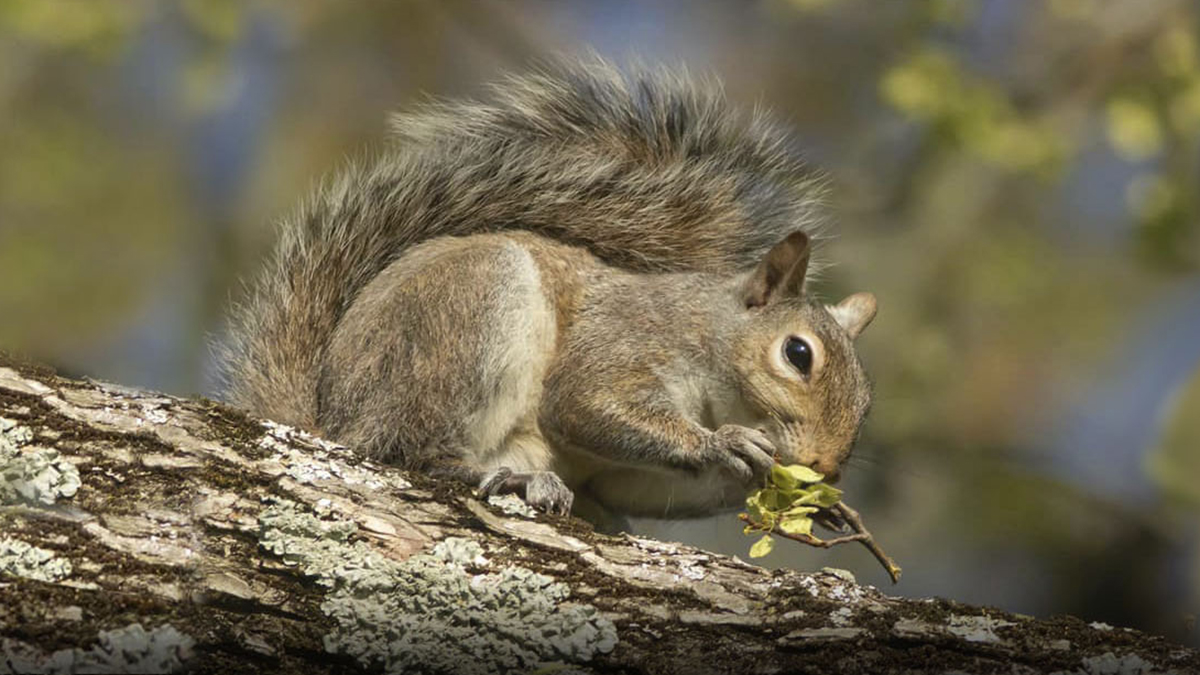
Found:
[827,292,877,339]
[742,231,810,308]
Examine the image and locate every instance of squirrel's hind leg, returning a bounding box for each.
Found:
[425,419,575,516]
[472,414,576,516]
[320,233,573,512]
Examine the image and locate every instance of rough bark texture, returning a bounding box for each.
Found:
[0,356,1196,675]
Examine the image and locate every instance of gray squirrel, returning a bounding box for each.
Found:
[219,59,877,527]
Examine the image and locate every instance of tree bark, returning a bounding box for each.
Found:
[0,357,1196,675]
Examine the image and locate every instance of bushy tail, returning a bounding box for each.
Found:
[218,58,827,428]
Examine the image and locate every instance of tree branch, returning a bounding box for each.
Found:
[0,356,1195,674]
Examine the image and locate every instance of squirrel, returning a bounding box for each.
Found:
[219,59,877,528]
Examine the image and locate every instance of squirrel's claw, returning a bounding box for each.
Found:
[706,425,777,485]
[477,466,514,498]
[524,471,575,516]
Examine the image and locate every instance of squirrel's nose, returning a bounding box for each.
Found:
[814,461,840,484]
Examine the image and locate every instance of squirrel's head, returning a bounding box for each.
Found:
[727,231,876,481]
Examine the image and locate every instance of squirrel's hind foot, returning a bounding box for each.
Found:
[477,467,575,516]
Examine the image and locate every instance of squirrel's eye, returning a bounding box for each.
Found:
[784,337,813,376]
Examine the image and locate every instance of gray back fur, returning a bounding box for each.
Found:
[218,58,827,428]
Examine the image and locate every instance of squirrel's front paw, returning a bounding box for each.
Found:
[477,467,574,516]
[704,425,776,484]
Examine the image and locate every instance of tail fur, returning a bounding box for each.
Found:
[219,58,827,428]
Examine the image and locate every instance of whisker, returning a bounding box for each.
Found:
[843,454,931,480]
[845,455,880,466]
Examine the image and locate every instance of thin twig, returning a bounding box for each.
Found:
[832,501,902,584]
[740,500,902,584]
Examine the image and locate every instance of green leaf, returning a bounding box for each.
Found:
[745,491,762,509]
[777,464,825,485]
[770,464,798,489]
[744,492,765,519]
[782,505,818,519]
[788,490,822,506]
[749,535,775,558]
[779,515,814,536]
[754,487,786,512]
[808,483,843,508]
[759,511,778,529]
[770,488,797,511]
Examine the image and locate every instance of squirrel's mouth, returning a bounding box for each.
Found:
[763,417,842,481]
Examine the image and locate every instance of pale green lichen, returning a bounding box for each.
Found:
[0,418,80,506]
[258,500,617,674]
[259,420,412,491]
[0,623,194,674]
[946,614,1015,644]
[0,418,32,446]
[487,493,537,518]
[0,536,72,582]
[1050,651,1179,675]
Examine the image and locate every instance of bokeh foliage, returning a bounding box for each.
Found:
[0,0,1197,647]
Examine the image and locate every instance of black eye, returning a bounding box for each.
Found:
[784,337,813,376]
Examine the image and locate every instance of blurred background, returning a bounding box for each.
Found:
[1,0,1197,648]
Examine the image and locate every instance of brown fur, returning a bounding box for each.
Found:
[218,59,875,524]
